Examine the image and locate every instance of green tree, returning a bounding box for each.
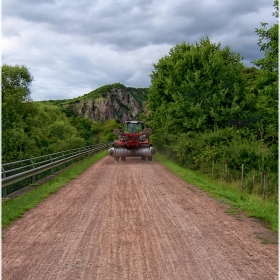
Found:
[2,64,33,97]
[253,0,278,163]
[31,103,86,154]
[145,10,278,198]
[2,65,87,161]
[2,65,39,161]
[148,38,246,136]
[253,0,278,71]
[2,64,35,130]
[100,119,119,142]
[68,116,101,145]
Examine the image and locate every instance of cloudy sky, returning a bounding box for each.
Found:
[2,0,276,101]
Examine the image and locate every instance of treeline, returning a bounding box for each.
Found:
[146,1,278,198]
[1,66,118,163]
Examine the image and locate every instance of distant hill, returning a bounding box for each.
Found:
[44,83,149,122]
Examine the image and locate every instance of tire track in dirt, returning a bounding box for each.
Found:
[136,166,232,279]
[2,156,278,279]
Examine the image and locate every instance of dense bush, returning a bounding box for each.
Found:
[1,65,119,162]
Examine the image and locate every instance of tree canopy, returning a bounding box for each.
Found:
[147,38,247,145]
[2,65,105,162]
[252,0,278,154]
[253,0,278,71]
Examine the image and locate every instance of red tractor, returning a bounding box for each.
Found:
[108,120,156,161]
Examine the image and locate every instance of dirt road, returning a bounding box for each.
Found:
[2,156,278,279]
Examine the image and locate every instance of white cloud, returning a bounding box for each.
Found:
[2,0,276,100]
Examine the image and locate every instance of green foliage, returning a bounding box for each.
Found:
[27,103,86,155]
[2,64,33,97]
[148,38,246,133]
[81,83,127,99]
[2,64,35,132]
[252,0,278,172]
[68,116,101,145]
[2,65,128,162]
[2,128,40,161]
[99,119,119,142]
[74,83,148,112]
[147,38,249,151]
[253,0,278,71]
[1,65,90,162]
[2,65,39,161]
[170,127,273,173]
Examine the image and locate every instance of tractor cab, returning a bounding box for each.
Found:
[125,121,144,133]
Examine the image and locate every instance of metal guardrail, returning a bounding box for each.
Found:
[2,142,112,197]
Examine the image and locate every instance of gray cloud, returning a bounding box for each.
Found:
[2,0,276,101]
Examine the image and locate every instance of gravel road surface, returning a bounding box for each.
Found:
[2,156,278,279]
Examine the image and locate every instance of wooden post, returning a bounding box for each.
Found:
[225,159,228,183]
[241,164,244,191]
[252,170,255,193]
[212,158,215,177]
[262,172,266,201]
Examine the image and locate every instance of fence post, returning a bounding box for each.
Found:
[252,170,255,193]
[241,164,244,191]
[30,159,35,184]
[62,152,66,168]
[212,158,215,177]
[225,159,228,183]
[49,155,53,175]
[79,147,84,161]
[262,171,266,201]
[2,166,7,197]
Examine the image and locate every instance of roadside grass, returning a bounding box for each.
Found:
[154,153,278,232]
[2,150,107,229]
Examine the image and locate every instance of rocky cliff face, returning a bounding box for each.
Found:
[65,85,146,122]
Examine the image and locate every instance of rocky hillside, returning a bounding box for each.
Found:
[62,83,148,122]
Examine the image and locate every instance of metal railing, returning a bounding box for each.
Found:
[2,142,112,197]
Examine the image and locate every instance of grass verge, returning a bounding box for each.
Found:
[154,153,278,232]
[2,150,107,229]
